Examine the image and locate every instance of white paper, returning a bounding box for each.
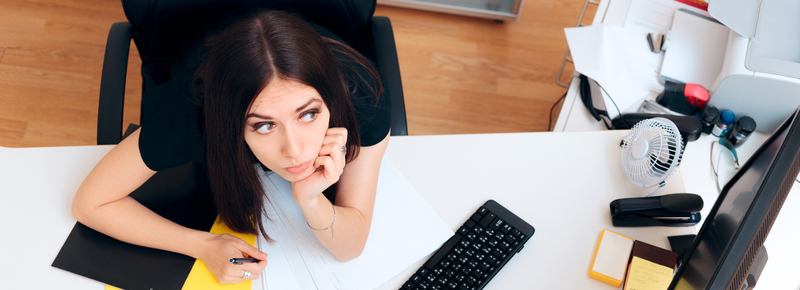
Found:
[623,0,711,93]
[564,24,654,113]
[660,9,730,89]
[259,157,453,290]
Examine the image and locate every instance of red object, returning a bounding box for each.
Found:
[683,83,709,108]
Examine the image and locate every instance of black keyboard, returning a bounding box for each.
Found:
[401,200,535,290]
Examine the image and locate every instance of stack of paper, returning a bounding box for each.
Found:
[257,157,453,290]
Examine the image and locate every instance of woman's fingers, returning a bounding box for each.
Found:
[233,238,268,261]
[323,128,348,145]
[314,154,341,183]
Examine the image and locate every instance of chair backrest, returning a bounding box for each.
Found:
[122,0,377,93]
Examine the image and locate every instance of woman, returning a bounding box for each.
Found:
[72,10,390,284]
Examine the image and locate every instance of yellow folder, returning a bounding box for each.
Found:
[106,217,257,290]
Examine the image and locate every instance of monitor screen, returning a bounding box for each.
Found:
[669,108,800,290]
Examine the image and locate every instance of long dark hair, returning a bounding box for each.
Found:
[195,10,382,240]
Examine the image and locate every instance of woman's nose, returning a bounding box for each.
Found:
[282,127,302,158]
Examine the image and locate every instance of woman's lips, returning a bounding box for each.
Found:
[284,161,311,174]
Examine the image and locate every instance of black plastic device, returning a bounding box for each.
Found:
[610,193,703,227]
[401,200,534,290]
[668,107,800,290]
[611,113,702,142]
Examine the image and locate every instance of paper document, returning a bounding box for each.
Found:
[258,157,453,290]
[660,9,730,90]
[623,0,711,93]
[565,24,654,114]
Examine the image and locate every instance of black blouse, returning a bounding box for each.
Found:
[138,22,391,172]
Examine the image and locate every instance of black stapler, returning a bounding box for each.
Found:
[610,193,703,227]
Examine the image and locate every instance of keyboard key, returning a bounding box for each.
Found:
[419,281,430,289]
[447,281,459,289]
[433,267,444,275]
[480,261,491,271]
[424,234,462,270]
[500,223,512,234]
[484,228,495,236]
[465,276,477,286]
[404,281,415,289]
[471,268,484,278]
[492,248,503,258]
[504,235,516,243]
[453,246,464,255]
[457,255,469,264]
[478,235,489,243]
[426,273,436,283]
[465,249,475,257]
[439,260,450,269]
[491,218,504,229]
[498,241,510,251]
[465,220,476,229]
[411,274,422,283]
[447,252,457,261]
[485,255,496,264]
[417,268,429,277]
[511,229,522,239]
[465,232,476,241]
[452,263,462,271]
[471,225,484,233]
[478,214,494,228]
[461,266,472,275]
[437,276,447,285]
[458,226,469,235]
[470,242,481,251]
[477,207,488,215]
[454,274,466,282]
[470,213,482,223]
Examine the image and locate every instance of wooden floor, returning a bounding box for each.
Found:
[0,0,595,148]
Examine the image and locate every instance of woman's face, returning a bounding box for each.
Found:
[244,77,331,182]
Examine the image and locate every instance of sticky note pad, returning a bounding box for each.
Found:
[624,256,673,290]
[589,229,635,287]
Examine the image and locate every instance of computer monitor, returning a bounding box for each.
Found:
[668,107,800,290]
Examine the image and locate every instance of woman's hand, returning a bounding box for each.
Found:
[291,128,348,206]
[197,233,268,284]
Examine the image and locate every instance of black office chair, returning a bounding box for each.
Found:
[97,0,407,145]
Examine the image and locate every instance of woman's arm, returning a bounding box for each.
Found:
[297,131,390,261]
[71,128,268,283]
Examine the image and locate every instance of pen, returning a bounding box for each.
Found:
[230,258,261,265]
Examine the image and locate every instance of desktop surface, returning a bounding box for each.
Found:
[2,131,697,289]
[380,131,696,289]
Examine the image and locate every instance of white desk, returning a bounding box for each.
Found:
[552,0,800,289]
[2,131,698,289]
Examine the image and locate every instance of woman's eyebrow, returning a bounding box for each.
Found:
[246,98,322,120]
[295,99,321,113]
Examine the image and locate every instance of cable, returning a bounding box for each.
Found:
[595,82,632,129]
[549,92,567,131]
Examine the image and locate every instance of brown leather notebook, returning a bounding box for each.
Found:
[622,240,678,290]
[630,240,678,269]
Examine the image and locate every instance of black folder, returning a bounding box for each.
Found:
[52,163,217,290]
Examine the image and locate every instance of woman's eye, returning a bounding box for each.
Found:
[255,123,276,134]
[301,110,318,122]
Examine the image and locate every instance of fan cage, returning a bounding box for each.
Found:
[620,118,683,188]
